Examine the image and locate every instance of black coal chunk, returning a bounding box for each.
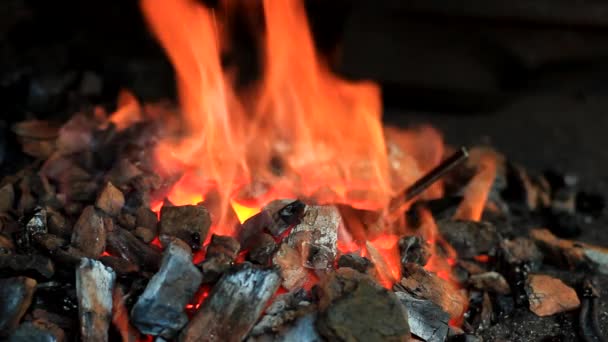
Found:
[395,291,449,342]
[0,277,37,337]
[131,238,202,339]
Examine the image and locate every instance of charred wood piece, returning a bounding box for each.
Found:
[395,291,449,342]
[399,235,431,267]
[71,206,107,258]
[75,258,116,342]
[159,204,211,251]
[249,289,313,338]
[286,205,340,270]
[112,286,140,342]
[0,183,15,213]
[400,262,467,319]
[263,199,305,237]
[106,226,161,271]
[95,182,124,217]
[198,235,239,284]
[131,239,202,339]
[180,264,281,342]
[16,207,47,249]
[247,233,277,266]
[273,243,308,290]
[0,277,37,337]
[99,256,140,276]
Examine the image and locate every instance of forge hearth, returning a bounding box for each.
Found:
[1,0,608,341]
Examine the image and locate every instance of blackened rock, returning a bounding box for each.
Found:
[0,254,54,279]
[337,253,374,274]
[263,199,303,237]
[316,269,410,342]
[134,227,155,244]
[159,204,211,250]
[75,259,116,342]
[131,239,202,339]
[71,206,107,258]
[0,277,37,336]
[0,234,15,254]
[437,220,500,259]
[395,291,449,342]
[499,237,543,271]
[399,235,431,267]
[45,208,71,238]
[9,320,65,342]
[239,210,273,248]
[543,209,581,238]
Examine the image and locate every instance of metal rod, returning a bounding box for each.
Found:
[389,146,469,215]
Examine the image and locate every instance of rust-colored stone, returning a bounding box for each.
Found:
[525,274,580,317]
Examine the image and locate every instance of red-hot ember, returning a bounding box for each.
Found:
[102,0,499,330]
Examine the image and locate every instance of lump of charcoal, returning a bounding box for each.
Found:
[106,226,161,271]
[116,212,136,230]
[467,272,511,295]
[263,199,306,236]
[134,227,155,243]
[525,274,580,317]
[71,206,107,258]
[395,291,449,342]
[0,277,37,336]
[337,253,374,274]
[250,289,313,337]
[135,207,158,232]
[95,182,125,217]
[159,204,211,250]
[9,320,65,342]
[199,235,240,283]
[437,219,500,259]
[180,264,280,342]
[131,239,202,339]
[99,255,140,276]
[400,263,468,319]
[273,243,308,290]
[0,254,54,280]
[247,233,277,265]
[75,259,116,342]
[316,268,410,342]
[239,211,273,249]
[399,235,431,267]
[286,205,340,270]
[46,208,71,238]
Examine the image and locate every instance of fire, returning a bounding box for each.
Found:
[129,0,498,328]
